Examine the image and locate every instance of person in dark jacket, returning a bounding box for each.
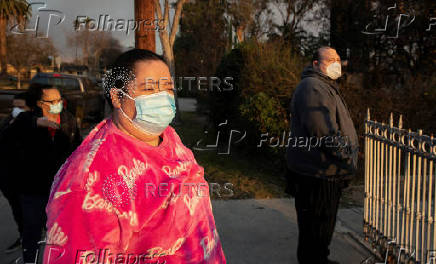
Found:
[0,83,82,263]
[0,92,31,134]
[286,47,358,264]
[0,92,30,253]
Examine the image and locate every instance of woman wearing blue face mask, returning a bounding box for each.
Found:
[106,56,178,147]
[0,83,82,263]
[43,49,227,263]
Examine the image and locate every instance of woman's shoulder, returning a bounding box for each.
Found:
[165,126,196,161]
[49,120,114,193]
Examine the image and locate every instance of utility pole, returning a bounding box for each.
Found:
[134,0,156,51]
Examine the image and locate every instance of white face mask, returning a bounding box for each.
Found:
[11,107,25,118]
[326,62,342,80]
[49,102,63,114]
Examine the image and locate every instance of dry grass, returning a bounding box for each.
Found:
[174,111,288,200]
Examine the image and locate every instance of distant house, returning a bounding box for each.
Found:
[60,64,89,76]
[6,64,54,80]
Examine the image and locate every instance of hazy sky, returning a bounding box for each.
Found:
[25,0,164,62]
[22,0,322,63]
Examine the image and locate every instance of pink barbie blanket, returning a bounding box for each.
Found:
[43,119,226,264]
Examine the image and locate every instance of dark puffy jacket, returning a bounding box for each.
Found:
[0,110,82,196]
[286,66,358,180]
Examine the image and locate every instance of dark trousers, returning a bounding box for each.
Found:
[292,172,343,264]
[21,194,48,262]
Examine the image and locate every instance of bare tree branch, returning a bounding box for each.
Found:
[153,0,164,30]
[170,0,185,48]
[164,0,169,31]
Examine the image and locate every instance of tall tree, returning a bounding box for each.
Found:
[89,32,123,70]
[0,0,30,78]
[135,0,156,51]
[174,0,228,82]
[330,0,436,75]
[153,0,187,123]
[153,0,186,77]
[67,22,122,73]
[72,17,92,66]
[7,34,56,88]
[227,0,272,43]
[269,0,327,54]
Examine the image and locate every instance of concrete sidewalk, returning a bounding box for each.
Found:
[0,194,374,263]
[0,193,21,264]
[212,198,373,264]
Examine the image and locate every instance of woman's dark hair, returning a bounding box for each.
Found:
[27,83,58,110]
[103,49,168,108]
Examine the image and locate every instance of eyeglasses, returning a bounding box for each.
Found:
[40,98,62,105]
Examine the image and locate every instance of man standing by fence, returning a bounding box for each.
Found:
[286,46,359,264]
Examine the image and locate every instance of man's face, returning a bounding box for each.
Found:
[314,48,341,75]
[12,99,29,111]
[37,88,62,116]
[118,60,174,120]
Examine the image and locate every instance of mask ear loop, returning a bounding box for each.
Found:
[116,89,162,136]
[116,88,137,125]
[118,88,135,100]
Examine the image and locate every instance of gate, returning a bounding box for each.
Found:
[364,109,436,263]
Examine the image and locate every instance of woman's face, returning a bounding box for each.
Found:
[119,60,174,120]
[111,60,174,141]
[37,88,62,116]
[133,60,174,96]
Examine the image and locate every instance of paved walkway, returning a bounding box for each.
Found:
[213,198,373,263]
[0,194,374,264]
[178,97,197,112]
[0,193,22,264]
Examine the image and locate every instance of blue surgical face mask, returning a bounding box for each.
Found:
[49,102,63,114]
[121,91,176,135]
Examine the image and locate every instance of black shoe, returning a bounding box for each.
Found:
[5,238,21,254]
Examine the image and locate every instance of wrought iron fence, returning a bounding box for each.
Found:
[364,109,436,263]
